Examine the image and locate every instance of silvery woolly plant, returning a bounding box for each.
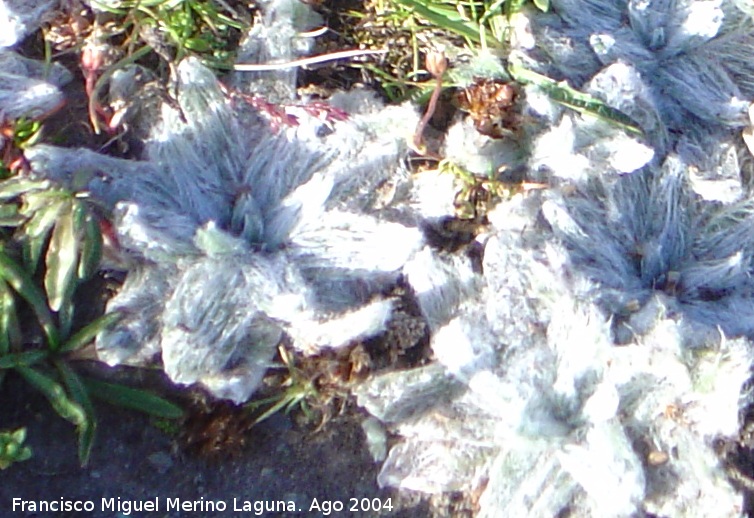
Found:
[355,1,754,516]
[520,0,754,158]
[25,37,422,404]
[359,188,754,516]
[91,59,422,403]
[360,158,754,516]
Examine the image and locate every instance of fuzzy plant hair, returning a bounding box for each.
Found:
[353,1,754,515]
[517,0,754,163]
[20,0,428,403]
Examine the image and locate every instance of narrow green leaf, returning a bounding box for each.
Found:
[0,350,48,369]
[45,202,78,313]
[55,361,96,466]
[77,210,102,281]
[59,311,123,353]
[58,298,74,342]
[19,189,67,216]
[533,0,550,12]
[0,178,49,201]
[0,279,20,354]
[82,378,183,419]
[0,250,59,349]
[22,198,67,271]
[16,366,86,426]
[508,63,643,135]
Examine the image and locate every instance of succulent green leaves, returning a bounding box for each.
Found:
[0,428,32,469]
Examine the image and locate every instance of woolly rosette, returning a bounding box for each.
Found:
[27,58,422,403]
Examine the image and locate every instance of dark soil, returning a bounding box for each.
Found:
[0,371,428,518]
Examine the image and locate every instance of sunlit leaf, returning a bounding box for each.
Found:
[45,202,78,313]
[0,178,50,201]
[0,250,58,349]
[16,366,86,426]
[82,378,184,419]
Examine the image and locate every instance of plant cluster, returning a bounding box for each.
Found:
[0,428,32,470]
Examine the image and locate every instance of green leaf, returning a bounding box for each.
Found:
[0,178,50,201]
[19,189,67,216]
[58,298,74,341]
[0,279,20,354]
[508,63,643,136]
[0,350,48,369]
[22,197,67,271]
[56,361,96,466]
[45,202,78,313]
[59,311,123,353]
[0,428,32,469]
[82,378,183,419]
[0,204,24,227]
[0,250,59,349]
[184,37,211,52]
[16,366,86,426]
[77,210,102,281]
[533,0,550,12]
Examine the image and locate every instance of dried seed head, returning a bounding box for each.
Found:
[425,51,448,78]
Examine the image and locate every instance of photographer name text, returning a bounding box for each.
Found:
[11,496,394,515]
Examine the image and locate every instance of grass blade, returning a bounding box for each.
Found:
[82,378,183,419]
[0,250,59,349]
[16,366,86,426]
